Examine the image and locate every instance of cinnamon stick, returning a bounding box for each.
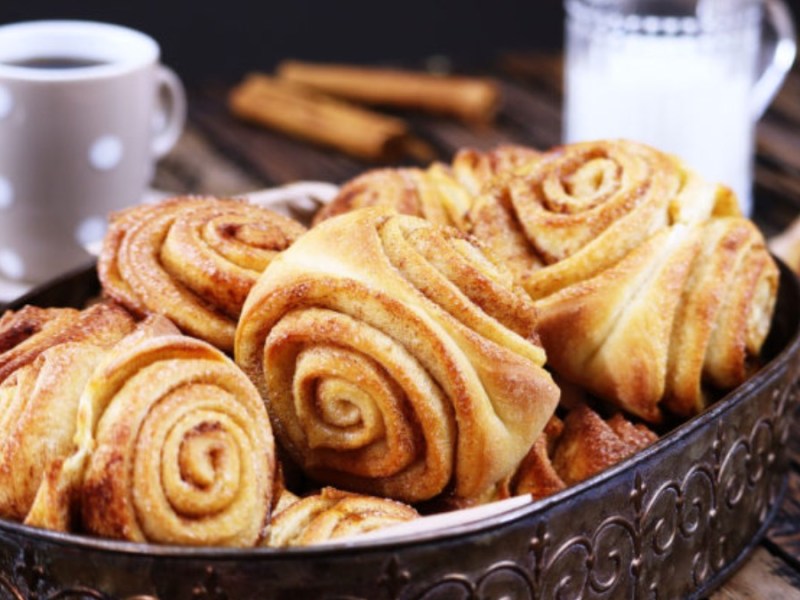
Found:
[228,74,433,162]
[276,61,500,123]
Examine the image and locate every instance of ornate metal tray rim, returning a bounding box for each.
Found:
[0,261,798,563]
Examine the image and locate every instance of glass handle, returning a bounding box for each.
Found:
[752,0,797,120]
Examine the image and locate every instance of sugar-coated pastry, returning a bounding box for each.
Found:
[265,487,418,547]
[0,302,135,384]
[313,164,473,231]
[99,196,306,352]
[511,405,658,498]
[236,207,559,503]
[27,317,275,547]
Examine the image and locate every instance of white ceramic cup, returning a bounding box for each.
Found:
[563,0,796,215]
[0,20,186,284]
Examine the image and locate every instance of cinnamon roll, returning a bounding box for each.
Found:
[313,165,473,231]
[552,405,658,486]
[99,196,307,352]
[0,342,107,521]
[511,405,657,497]
[451,144,541,196]
[236,207,560,503]
[535,218,777,421]
[466,140,775,421]
[265,487,419,547]
[471,139,738,298]
[27,317,276,547]
[0,302,135,384]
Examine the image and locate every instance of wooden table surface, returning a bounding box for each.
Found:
[151,53,800,600]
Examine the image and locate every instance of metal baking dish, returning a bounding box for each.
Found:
[0,261,798,600]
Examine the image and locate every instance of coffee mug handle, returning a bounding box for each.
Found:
[751,0,797,121]
[152,65,187,158]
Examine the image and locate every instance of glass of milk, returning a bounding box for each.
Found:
[564,0,796,215]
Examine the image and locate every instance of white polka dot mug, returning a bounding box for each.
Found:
[0,20,186,284]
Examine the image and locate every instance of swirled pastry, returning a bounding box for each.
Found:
[0,342,108,521]
[551,405,658,486]
[450,144,541,196]
[470,139,739,298]
[27,317,275,547]
[466,140,776,421]
[99,196,307,352]
[236,207,559,503]
[511,405,657,498]
[265,487,419,547]
[313,165,473,231]
[313,145,540,231]
[0,302,135,384]
[0,302,134,522]
[535,217,777,421]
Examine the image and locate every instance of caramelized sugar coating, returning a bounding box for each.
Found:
[27,317,275,547]
[98,196,306,352]
[265,487,418,547]
[511,404,658,499]
[0,302,135,385]
[313,164,473,231]
[0,302,134,524]
[552,405,658,486]
[236,207,559,503]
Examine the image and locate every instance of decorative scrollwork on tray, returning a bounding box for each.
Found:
[404,362,799,600]
[413,561,535,600]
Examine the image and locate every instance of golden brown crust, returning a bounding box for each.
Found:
[552,405,658,486]
[28,321,275,547]
[451,144,541,196]
[313,164,473,231]
[0,302,134,385]
[98,196,306,352]
[508,405,657,498]
[266,487,419,547]
[236,207,559,503]
[511,416,567,500]
[461,140,777,422]
[0,342,107,521]
[664,218,779,416]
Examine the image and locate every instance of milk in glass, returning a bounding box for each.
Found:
[564,2,768,215]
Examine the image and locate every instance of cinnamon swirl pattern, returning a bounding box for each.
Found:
[534,216,777,421]
[0,342,109,522]
[313,165,473,231]
[99,196,307,352]
[470,139,738,298]
[27,317,275,547]
[450,144,541,196]
[0,302,135,384]
[466,140,776,421]
[0,302,134,523]
[236,207,560,503]
[313,145,540,231]
[266,487,419,547]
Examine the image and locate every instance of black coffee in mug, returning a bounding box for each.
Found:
[5,56,106,69]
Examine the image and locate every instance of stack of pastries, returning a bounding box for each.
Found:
[0,139,779,547]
